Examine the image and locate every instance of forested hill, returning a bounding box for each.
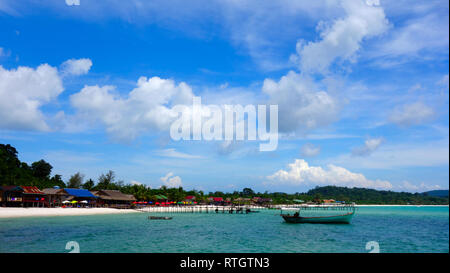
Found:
[423,190,449,198]
[306,186,449,205]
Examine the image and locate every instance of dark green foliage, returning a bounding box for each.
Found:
[31,160,52,179]
[82,179,95,190]
[423,190,449,198]
[67,172,84,188]
[306,186,449,205]
[0,144,65,188]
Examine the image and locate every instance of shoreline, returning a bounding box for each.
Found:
[0,207,141,219]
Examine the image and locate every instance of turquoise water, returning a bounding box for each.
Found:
[0,206,448,253]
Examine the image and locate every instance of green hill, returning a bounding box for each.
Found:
[423,190,449,198]
[306,186,449,205]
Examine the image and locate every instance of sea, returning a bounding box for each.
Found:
[0,206,448,253]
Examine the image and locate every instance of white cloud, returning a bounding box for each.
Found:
[267,159,392,190]
[437,74,449,87]
[60,58,92,76]
[155,148,204,159]
[374,12,448,59]
[291,0,389,74]
[325,138,449,169]
[396,181,442,193]
[352,137,383,156]
[0,64,64,131]
[160,172,182,188]
[389,101,435,127]
[300,143,321,157]
[130,180,143,186]
[263,71,339,133]
[70,76,194,141]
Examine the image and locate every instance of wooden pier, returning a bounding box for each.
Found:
[135,205,266,214]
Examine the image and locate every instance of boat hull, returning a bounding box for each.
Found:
[281,212,354,224]
[148,216,173,220]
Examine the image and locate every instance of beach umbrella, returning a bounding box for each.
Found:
[80,200,88,203]
[62,200,70,204]
[71,201,78,204]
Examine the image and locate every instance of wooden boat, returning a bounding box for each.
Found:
[281,211,354,224]
[148,216,173,220]
[280,204,356,224]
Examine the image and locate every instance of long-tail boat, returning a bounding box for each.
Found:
[280,203,356,224]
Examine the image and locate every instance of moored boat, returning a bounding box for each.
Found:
[280,203,356,224]
[281,211,354,224]
[148,216,173,220]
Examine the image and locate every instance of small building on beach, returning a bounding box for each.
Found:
[0,186,47,207]
[64,188,98,207]
[21,186,47,207]
[0,186,23,207]
[154,194,168,203]
[208,197,224,205]
[234,197,251,205]
[42,187,70,207]
[92,190,136,208]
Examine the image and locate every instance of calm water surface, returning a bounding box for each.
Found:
[0,206,448,253]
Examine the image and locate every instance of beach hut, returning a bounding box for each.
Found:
[63,188,98,207]
[208,197,224,205]
[185,195,196,203]
[21,186,47,207]
[154,195,168,204]
[42,187,70,207]
[0,186,23,207]
[257,198,273,205]
[234,197,251,205]
[92,190,136,209]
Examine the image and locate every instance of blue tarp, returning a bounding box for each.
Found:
[64,188,97,198]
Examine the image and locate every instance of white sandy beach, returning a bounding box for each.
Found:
[0,207,141,218]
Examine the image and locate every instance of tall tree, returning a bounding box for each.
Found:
[50,174,66,188]
[242,188,255,197]
[97,170,115,189]
[67,172,84,188]
[82,178,95,190]
[31,160,53,179]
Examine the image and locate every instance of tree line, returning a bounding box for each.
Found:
[1,144,448,204]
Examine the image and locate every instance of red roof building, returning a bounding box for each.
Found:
[21,186,47,207]
[21,186,44,194]
[208,197,223,202]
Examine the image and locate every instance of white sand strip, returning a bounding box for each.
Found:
[0,207,141,219]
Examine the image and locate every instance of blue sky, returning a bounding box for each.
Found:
[0,0,448,193]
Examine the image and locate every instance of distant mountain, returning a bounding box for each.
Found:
[423,190,449,198]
